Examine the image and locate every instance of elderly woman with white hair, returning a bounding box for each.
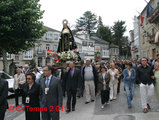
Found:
[14,68,26,106]
[154,62,159,111]
[108,63,119,100]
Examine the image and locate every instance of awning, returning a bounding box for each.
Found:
[155,31,159,43]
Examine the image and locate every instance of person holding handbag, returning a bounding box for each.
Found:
[98,66,110,109]
[13,68,26,106]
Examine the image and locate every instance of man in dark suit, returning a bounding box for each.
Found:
[64,61,81,113]
[40,65,63,120]
[0,77,8,120]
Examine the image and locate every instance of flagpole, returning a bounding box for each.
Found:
[144,0,149,4]
[136,10,159,31]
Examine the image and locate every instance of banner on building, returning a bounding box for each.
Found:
[46,50,53,55]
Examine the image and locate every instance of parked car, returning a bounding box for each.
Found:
[0,71,14,96]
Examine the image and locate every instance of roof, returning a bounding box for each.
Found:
[74,36,82,44]
[43,26,60,33]
[90,36,109,45]
[109,43,119,48]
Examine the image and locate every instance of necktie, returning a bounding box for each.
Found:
[71,69,74,77]
[46,78,49,88]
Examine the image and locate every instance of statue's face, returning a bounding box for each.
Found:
[63,24,67,28]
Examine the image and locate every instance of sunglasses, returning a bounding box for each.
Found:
[26,78,31,80]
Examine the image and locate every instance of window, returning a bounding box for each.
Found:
[46,57,50,65]
[54,34,58,40]
[143,35,145,44]
[102,46,106,50]
[45,33,53,40]
[38,57,42,67]
[15,55,19,61]
[85,35,89,40]
[53,45,58,52]
[7,53,12,59]
[46,44,50,50]
[38,44,43,53]
[82,41,87,46]
[23,50,33,59]
[115,48,119,54]
[102,51,105,56]
[77,45,82,52]
[143,51,146,57]
[88,42,93,47]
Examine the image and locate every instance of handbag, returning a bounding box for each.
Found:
[19,84,24,89]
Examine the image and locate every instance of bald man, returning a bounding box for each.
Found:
[64,61,81,113]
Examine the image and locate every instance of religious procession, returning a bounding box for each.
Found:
[1,0,159,120]
[0,19,159,120]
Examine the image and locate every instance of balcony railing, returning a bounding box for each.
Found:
[148,3,159,23]
[34,50,46,57]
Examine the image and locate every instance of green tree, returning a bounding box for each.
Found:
[122,36,131,58]
[75,11,97,35]
[96,26,112,43]
[29,59,36,70]
[97,16,103,28]
[112,20,126,56]
[0,0,46,73]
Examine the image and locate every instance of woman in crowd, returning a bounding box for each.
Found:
[108,63,119,100]
[96,64,101,95]
[22,73,40,120]
[13,68,26,106]
[154,62,159,111]
[115,63,123,94]
[123,62,136,108]
[98,66,110,108]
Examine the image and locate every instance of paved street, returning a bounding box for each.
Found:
[5,83,159,120]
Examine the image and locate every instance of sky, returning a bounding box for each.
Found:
[39,0,149,37]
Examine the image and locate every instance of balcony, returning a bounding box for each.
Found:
[34,50,46,57]
[147,33,155,44]
[148,3,159,23]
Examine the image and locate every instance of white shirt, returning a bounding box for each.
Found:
[45,75,52,87]
[36,72,41,81]
[112,72,115,81]
[128,69,132,77]
[102,73,106,81]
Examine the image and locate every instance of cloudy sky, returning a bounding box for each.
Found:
[39,0,148,36]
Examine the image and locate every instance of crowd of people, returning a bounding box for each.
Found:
[1,55,159,120]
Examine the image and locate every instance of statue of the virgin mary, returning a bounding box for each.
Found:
[57,19,77,52]
[57,19,81,61]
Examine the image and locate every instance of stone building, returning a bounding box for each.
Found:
[139,0,159,59]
